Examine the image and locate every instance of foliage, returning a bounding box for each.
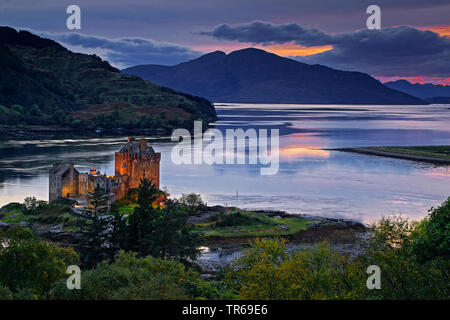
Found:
[0,285,13,300]
[126,178,202,261]
[50,251,232,300]
[359,215,450,300]
[0,199,84,228]
[0,226,79,299]
[196,211,307,238]
[178,193,204,212]
[226,238,365,300]
[411,197,450,262]
[77,186,127,268]
[23,196,47,215]
[215,211,269,228]
[0,27,217,130]
[226,198,450,300]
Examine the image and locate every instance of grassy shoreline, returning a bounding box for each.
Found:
[336,145,450,164]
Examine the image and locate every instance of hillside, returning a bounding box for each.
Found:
[122,48,425,105]
[384,80,450,103]
[0,27,217,130]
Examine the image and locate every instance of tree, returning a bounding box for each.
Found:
[151,199,202,261]
[126,178,161,256]
[226,238,366,300]
[50,251,229,300]
[412,197,450,262]
[107,212,128,263]
[178,193,204,212]
[23,196,39,214]
[0,226,79,299]
[359,215,450,299]
[77,186,112,268]
[126,178,202,261]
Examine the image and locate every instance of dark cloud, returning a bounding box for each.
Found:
[200,21,332,46]
[201,22,450,77]
[2,0,449,43]
[35,31,202,68]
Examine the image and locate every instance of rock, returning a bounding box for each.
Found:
[187,211,215,224]
[334,221,348,228]
[18,221,32,228]
[345,220,366,230]
[280,224,289,231]
[49,224,64,233]
[200,274,216,280]
[273,215,282,220]
[197,204,209,211]
[0,222,10,230]
[253,210,290,217]
[209,205,229,213]
[306,221,323,228]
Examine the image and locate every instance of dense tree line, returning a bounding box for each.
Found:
[0,103,200,130]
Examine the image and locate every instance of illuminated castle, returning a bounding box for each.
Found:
[49,138,160,202]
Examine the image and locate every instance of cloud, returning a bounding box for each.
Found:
[200,21,332,46]
[201,22,450,77]
[34,31,202,68]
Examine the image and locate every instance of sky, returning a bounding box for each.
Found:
[1,0,449,84]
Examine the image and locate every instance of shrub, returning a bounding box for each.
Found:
[0,226,79,298]
[412,197,450,262]
[178,193,204,212]
[50,251,231,300]
[226,238,366,300]
[359,215,450,299]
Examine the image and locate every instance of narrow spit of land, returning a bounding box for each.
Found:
[335,145,450,164]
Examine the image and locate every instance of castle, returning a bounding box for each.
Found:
[49,138,160,203]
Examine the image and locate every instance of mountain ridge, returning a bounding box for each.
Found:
[0,26,217,130]
[123,48,426,105]
[384,80,450,102]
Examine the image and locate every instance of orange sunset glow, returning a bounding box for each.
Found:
[279,145,330,160]
[193,43,333,57]
[263,44,333,56]
[420,25,450,36]
[378,76,450,86]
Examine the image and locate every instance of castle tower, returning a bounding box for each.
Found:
[114,138,161,189]
[49,164,79,202]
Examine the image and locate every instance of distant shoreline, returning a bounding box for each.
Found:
[335,146,450,164]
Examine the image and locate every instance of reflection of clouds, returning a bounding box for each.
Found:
[279,145,330,161]
[423,171,450,179]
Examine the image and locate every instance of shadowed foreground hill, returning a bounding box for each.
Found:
[0,27,216,130]
[122,48,425,105]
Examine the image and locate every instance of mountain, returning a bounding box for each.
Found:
[122,48,425,105]
[0,26,216,130]
[384,80,450,103]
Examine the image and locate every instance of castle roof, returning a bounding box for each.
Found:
[118,138,155,155]
[50,164,78,176]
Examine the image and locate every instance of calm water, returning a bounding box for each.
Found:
[1,104,449,223]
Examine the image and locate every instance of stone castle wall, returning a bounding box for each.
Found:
[49,173,62,202]
[78,173,90,196]
[114,152,160,189]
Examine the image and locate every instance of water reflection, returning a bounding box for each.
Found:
[279,145,330,160]
[0,104,449,223]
